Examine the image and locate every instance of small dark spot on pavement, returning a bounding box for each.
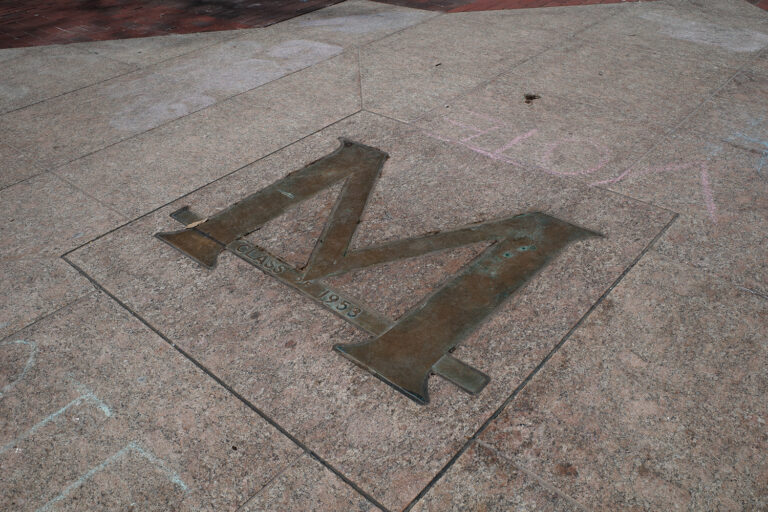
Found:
[555,462,578,476]
[524,93,540,104]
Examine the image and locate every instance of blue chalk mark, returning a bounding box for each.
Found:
[130,442,188,492]
[730,132,768,178]
[0,389,111,456]
[732,132,768,148]
[35,442,187,512]
[71,380,113,418]
[0,340,37,399]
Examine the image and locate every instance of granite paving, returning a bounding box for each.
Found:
[1,1,766,510]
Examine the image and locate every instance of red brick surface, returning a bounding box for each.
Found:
[0,0,343,49]
[1,0,763,49]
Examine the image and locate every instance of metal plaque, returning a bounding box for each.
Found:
[156,139,599,404]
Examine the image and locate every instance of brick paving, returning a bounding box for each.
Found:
[0,0,343,48]
[3,0,764,49]
[0,0,676,49]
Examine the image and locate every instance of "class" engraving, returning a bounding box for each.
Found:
[232,241,287,274]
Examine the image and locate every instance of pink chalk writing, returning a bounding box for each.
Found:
[421,109,721,223]
[591,161,717,223]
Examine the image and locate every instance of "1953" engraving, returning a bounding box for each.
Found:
[317,289,361,318]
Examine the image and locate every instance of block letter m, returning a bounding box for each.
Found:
[156,139,599,404]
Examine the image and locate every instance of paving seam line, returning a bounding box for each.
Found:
[0,31,247,119]
[2,0,444,188]
[60,254,392,512]
[58,109,363,259]
[403,212,680,511]
[234,452,305,511]
[0,293,92,344]
[474,439,592,512]
[407,2,627,125]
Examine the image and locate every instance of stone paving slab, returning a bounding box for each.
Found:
[55,51,362,218]
[0,170,125,361]
[240,455,379,511]
[0,258,91,340]
[67,30,240,68]
[0,172,125,261]
[414,82,667,184]
[264,0,439,48]
[0,44,342,169]
[575,1,768,66]
[684,64,768,155]
[499,38,742,128]
[0,1,431,171]
[471,252,768,510]
[0,292,303,511]
[674,0,768,19]
[0,142,43,190]
[0,46,36,64]
[69,111,674,509]
[0,45,137,114]
[412,442,582,511]
[359,6,616,121]
[1,1,767,510]
[602,130,768,295]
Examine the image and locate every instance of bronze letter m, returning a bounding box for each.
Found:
[156,139,599,404]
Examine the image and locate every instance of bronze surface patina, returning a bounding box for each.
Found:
[156,139,600,404]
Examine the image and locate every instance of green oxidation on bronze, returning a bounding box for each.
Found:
[155,139,600,404]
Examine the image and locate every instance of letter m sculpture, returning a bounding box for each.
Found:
[156,139,599,404]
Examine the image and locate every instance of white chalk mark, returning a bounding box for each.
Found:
[298,12,428,34]
[0,339,37,399]
[757,152,767,178]
[0,389,111,456]
[541,137,610,177]
[445,118,500,143]
[423,127,528,168]
[420,111,536,168]
[590,162,690,186]
[699,163,718,224]
[36,442,187,512]
[732,132,768,149]
[639,12,768,52]
[130,443,188,492]
[70,380,113,419]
